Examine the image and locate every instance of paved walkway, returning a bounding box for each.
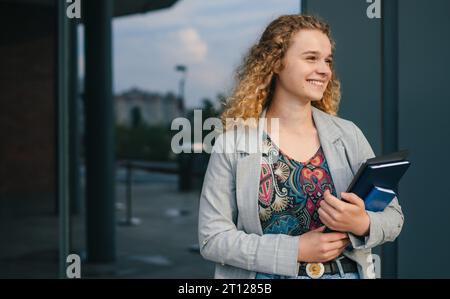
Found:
[76,171,215,278]
[0,170,215,278]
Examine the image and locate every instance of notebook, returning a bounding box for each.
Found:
[323,150,410,235]
[346,153,410,200]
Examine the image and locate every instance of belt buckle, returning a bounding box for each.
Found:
[305,263,325,279]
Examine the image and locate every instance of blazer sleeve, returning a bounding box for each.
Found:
[347,124,405,250]
[198,135,300,277]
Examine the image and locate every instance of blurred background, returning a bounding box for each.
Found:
[0,0,449,279]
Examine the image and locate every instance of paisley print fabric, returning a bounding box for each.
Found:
[258,133,338,236]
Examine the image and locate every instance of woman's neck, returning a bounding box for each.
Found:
[266,97,315,133]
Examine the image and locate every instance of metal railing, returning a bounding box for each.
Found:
[116,157,208,226]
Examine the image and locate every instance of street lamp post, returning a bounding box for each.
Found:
[175,64,187,114]
[175,64,192,191]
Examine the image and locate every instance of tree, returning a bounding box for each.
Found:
[130,106,142,128]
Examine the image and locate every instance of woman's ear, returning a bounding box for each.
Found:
[273,60,283,74]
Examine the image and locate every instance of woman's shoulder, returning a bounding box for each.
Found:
[313,106,363,137]
[313,107,374,161]
[330,114,364,140]
[338,115,376,166]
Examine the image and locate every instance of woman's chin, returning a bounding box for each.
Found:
[303,90,325,102]
[309,95,325,102]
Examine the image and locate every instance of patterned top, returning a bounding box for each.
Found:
[258,133,338,236]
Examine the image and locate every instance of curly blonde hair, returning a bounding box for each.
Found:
[221,14,341,126]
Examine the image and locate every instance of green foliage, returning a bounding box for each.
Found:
[116,93,224,162]
[116,123,174,161]
[130,106,142,128]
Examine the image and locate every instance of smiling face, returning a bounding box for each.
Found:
[274,29,333,103]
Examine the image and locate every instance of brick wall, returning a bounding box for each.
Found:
[0,3,56,195]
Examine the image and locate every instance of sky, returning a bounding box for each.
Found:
[79,0,300,109]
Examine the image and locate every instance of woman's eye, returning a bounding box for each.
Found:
[306,56,332,65]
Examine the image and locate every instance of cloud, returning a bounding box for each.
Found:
[110,0,300,108]
[177,27,208,63]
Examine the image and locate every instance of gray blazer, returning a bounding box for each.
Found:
[198,106,404,279]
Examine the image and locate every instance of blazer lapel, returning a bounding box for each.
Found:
[235,114,266,235]
[236,152,263,235]
[312,107,354,198]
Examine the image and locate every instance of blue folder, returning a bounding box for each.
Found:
[364,186,396,212]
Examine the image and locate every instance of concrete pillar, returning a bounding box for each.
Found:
[69,20,81,217]
[57,0,70,278]
[381,0,399,278]
[84,0,116,262]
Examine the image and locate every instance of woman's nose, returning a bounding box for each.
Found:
[316,60,332,76]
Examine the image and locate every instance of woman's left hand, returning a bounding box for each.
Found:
[318,190,370,237]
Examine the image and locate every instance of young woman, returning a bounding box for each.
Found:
[198,14,404,279]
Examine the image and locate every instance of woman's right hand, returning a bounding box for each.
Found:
[297,226,350,263]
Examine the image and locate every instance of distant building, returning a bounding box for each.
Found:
[115,88,183,127]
